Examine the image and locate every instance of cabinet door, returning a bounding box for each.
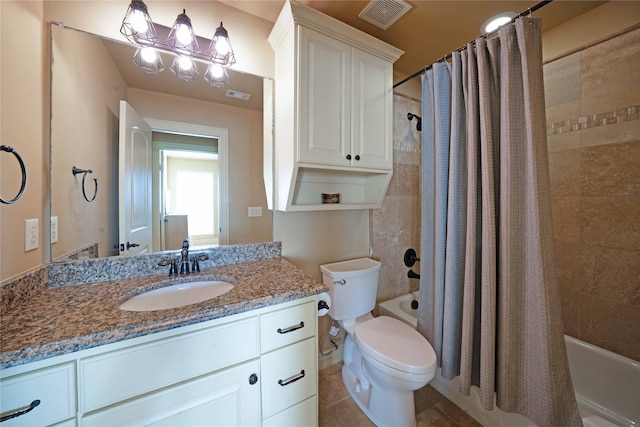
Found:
[351,48,394,170]
[0,363,76,427]
[81,360,261,427]
[298,27,351,167]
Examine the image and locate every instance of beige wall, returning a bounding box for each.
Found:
[542,1,640,62]
[51,24,125,259]
[546,26,640,361]
[1,1,46,280]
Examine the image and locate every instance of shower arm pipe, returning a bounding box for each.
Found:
[393,0,553,88]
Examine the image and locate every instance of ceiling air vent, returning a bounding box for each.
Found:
[358,0,412,30]
[226,89,252,101]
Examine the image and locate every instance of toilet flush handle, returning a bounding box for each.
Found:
[333,279,346,286]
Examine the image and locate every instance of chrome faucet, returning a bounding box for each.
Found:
[179,239,190,274]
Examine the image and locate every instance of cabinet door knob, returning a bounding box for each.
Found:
[346,154,352,160]
[249,373,259,385]
[354,155,360,161]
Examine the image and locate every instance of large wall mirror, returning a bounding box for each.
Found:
[49,24,272,262]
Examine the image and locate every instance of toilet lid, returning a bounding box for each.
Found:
[354,316,436,375]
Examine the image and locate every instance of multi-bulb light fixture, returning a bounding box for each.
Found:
[120,0,236,87]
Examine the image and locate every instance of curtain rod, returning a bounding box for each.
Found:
[393,0,553,88]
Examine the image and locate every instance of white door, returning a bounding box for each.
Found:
[118,100,152,255]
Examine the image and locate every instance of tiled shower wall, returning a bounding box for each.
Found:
[545,27,640,361]
[370,94,422,307]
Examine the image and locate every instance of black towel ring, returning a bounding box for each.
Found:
[1,145,27,205]
[72,166,98,202]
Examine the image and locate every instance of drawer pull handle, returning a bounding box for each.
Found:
[0,399,41,422]
[277,321,304,334]
[278,370,305,386]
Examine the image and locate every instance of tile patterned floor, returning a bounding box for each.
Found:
[319,363,482,427]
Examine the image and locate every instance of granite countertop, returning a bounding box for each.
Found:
[1,257,327,369]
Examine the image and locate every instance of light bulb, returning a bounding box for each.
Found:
[208,64,223,78]
[176,24,193,46]
[140,47,157,64]
[130,9,149,33]
[178,56,193,71]
[215,38,229,56]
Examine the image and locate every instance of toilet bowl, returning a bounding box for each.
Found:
[320,258,437,427]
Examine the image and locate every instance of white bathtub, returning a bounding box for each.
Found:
[378,292,640,427]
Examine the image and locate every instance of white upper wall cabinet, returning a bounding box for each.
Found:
[265,0,403,212]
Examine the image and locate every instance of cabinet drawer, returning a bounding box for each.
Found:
[261,337,316,419]
[263,395,317,427]
[80,316,258,412]
[82,359,261,427]
[260,301,316,352]
[1,362,76,427]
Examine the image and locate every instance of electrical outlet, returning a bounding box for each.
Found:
[248,207,262,217]
[24,219,39,252]
[51,216,58,244]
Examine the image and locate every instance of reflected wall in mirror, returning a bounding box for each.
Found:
[50,24,272,262]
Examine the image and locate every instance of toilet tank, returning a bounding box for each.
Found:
[320,258,381,321]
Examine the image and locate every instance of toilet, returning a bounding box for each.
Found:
[320,258,437,427]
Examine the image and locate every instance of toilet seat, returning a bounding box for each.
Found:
[354,316,436,376]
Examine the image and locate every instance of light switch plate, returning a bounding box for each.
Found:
[51,216,58,244]
[248,207,262,217]
[24,219,39,252]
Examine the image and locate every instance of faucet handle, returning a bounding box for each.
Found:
[158,258,179,276]
[190,254,209,273]
[195,254,209,262]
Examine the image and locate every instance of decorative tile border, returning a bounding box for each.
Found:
[547,105,639,135]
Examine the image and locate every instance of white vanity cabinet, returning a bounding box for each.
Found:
[0,296,318,427]
[265,0,403,212]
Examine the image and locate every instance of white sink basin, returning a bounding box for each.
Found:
[120,280,234,311]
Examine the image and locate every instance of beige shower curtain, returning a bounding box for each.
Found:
[417,18,582,427]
